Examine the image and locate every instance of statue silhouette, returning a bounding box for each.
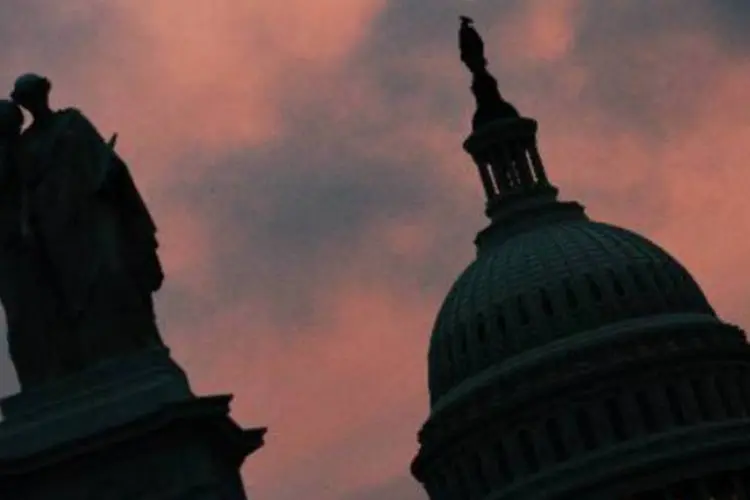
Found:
[459,16,520,129]
[1,73,166,388]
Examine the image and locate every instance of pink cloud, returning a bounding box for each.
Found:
[170,277,432,497]
[2,2,750,500]
[499,0,584,63]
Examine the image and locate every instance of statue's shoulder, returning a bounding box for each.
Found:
[55,108,101,138]
[56,107,89,126]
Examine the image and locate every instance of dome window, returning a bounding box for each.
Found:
[495,307,506,349]
[690,379,710,421]
[635,391,658,433]
[563,279,579,309]
[665,385,686,426]
[540,289,554,317]
[735,370,749,417]
[518,429,540,473]
[651,266,675,307]
[476,316,488,366]
[585,274,603,302]
[651,264,666,290]
[478,319,487,342]
[473,453,490,495]
[605,398,627,441]
[666,267,681,287]
[665,269,686,307]
[431,472,447,495]
[715,377,735,418]
[545,418,568,462]
[576,409,597,451]
[493,439,514,485]
[458,324,468,359]
[476,317,487,346]
[608,269,626,297]
[517,297,530,326]
[455,463,469,497]
[629,266,647,292]
[445,342,455,384]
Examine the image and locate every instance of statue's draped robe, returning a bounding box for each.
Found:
[0,140,69,387]
[17,108,164,371]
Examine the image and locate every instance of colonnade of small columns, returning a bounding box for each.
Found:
[473,138,550,201]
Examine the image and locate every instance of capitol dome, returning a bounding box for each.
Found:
[428,214,715,409]
[412,18,750,499]
[414,115,750,499]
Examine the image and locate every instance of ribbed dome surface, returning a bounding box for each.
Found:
[428,217,715,406]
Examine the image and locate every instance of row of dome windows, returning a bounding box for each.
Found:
[426,369,750,500]
[627,469,750,500]
[432,260,711,398]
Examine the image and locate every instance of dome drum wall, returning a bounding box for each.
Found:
[413,318,750,499]
[421,422,750,500]
[420,316,747,444]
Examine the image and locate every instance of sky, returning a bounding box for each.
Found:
[0,1,748,498]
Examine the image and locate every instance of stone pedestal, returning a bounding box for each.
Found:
[0,348,266,499]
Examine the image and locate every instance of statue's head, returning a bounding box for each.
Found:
[0,99,23,139]
[10,73,51,115]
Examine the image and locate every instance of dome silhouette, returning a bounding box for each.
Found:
[412,18,750,499]
[428,218,715,409]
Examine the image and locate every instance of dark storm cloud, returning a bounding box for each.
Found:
[152,0,748,344]
[365,0,523,52]
[353,0,685,228]
[562,0,750,142]
[546,0,750,235]
[163,115,471,337]
[364,0,748,144]
[4,1,748,496]
[704,0,750,48]
[357,0,522,127]
[359,0,733,143]
[148,4,491,341]
[0,2,115,81]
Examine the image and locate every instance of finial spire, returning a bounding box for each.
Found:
[458,17,556,218]
[458,16,519,130]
